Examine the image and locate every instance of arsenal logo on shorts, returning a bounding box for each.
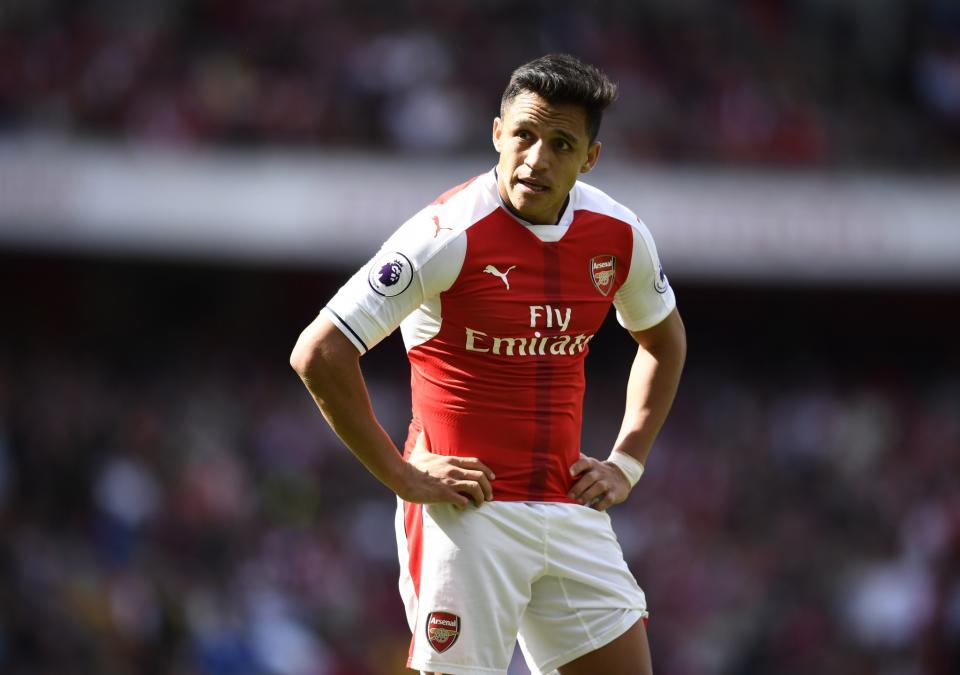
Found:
[425,611,460,653]
[590,255,616,296]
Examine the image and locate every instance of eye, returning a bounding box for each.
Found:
[554,138,572,152]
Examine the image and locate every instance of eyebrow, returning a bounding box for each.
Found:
[553,129,579,144]
[511,118,583,145]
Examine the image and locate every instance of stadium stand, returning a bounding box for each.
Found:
[0,0,958,165]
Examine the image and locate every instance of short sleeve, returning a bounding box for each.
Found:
[324,208,466,353]
[613,219,677,332]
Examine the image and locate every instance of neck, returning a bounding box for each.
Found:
[494,172,568,225]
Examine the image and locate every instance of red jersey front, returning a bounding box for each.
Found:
[325,169,675,502]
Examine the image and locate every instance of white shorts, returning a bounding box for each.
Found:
[395,500,648,675]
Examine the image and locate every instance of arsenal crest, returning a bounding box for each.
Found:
[425,611,460,653]
[590,255,617,296]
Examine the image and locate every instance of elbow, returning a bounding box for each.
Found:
[673,314,688,370]
[289,344,307,377]
[289,329,322,379]
[289,341,311,379]
[677,319,688,363]
[290,315,358,380]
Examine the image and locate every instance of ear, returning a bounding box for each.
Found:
[492,116,503,152]
[580,141,601,174]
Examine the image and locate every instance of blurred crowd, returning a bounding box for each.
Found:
[0,290,958,675]
[2,0,959,166]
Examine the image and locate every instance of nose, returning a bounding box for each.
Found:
[524,139,549,171]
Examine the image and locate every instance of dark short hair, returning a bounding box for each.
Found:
[500,53,618,144]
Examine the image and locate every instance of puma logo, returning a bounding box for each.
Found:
[483,265,516,290]
[432,215,452,238]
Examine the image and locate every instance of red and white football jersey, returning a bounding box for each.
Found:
[326,169,675,502]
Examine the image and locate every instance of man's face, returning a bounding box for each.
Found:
[493,91,601,225]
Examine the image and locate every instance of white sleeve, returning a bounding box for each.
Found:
[613,218,677,332]
[324,207,465,353]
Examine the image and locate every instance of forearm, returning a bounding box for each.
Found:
[613,313,686,464]
[291,318,407,493]
[569,311,684,510]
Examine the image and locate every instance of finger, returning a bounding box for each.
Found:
[577,480,609,506]
[567,468,599,499]
[443,486,470,509]
[568,454,594,477]
[452,456,496,481]
[455,480,485,507]
[591,494,613,511]
[452,468,494,501]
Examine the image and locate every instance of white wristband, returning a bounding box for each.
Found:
[606,451,645,487]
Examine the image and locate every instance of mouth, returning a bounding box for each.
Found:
[516,177,550,194]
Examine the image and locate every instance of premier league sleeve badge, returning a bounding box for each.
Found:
[368,251,414,297]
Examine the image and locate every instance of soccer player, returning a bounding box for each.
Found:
[291,54,686,675]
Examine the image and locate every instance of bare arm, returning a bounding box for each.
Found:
[612,307,687,463]
[290,313,493,507]
[569,307,687,510]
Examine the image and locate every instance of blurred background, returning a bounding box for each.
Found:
[1,1,959,674]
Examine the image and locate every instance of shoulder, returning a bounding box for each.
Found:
[574,180,638,224]
[430,169,500,230]
[574,179,658,243]
[368,171,499,299]
[384,171,499,268]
